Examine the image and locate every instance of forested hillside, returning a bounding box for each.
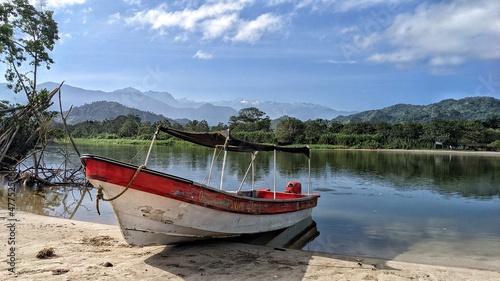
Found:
[58,97,500,151]
[62,97,500,126]
[62,101,169,124]
[64,109,500,151]
[333,97,500,123]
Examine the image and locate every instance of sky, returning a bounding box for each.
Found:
[8,0,500,111]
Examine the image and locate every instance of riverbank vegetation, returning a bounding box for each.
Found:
[58,107,500,151]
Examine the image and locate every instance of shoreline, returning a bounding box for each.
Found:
[2,211,499,280]
[333,148,500,157]
[59,139,500,156]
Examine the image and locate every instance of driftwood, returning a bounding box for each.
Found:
[1,83,61,170]
[1,81,87,186]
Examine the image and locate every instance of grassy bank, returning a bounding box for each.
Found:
[56,138,353,150]
[55,138,500,153]
[55,138,189,146]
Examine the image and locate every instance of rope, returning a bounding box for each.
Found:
[95,164,146,215]
[201,147,223,185]
[129,142,148,163]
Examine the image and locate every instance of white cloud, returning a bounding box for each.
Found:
[124,0,141,6]
[108,13,121,25]
[81,7,92,13]
[295,0,406,12]
[125,2,247,31]
[193,50,213,60]
[232,13,283,43]
[124,1,284,44]
[174,33,189,42]
[40,0,86,9]
[320,59,357,64]
[201,13,238,40]
[366,0,500,66]
[57,32,72,44]
[336,0,405,12]
[367,51,421,64]
[429,56,465,67]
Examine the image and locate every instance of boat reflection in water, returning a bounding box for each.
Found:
[229,216,319,250]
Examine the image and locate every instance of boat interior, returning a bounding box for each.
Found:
[233,187,312,199]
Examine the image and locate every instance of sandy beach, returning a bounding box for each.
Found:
[1,210,499,280]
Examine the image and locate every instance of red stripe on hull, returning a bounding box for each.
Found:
[82,155,319,215]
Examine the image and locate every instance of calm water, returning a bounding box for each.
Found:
[1,143,499,269]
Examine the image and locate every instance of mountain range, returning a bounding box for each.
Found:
[0,82,353,125]
[2,82,499,125]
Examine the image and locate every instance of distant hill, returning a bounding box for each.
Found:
[210,99,355,121]
[0,82,354,124]
[332,97,500,123]
[63,101,172,125]
[5,83,497,125]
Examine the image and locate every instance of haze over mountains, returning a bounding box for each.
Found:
[1,82,354,125]
[2,82,499,125]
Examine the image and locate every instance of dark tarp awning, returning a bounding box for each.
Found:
[158,126,310,158]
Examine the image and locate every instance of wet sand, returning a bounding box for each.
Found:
[2,210,499,280]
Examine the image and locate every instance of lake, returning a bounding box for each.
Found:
[1,143,499,270]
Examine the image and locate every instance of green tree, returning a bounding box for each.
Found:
[118,120,138,137]
[185,119,209,132]
[1,0,59,96]
[328,123,344,133]
[488,140,500,151]
[460,121,486,144]
[154,119,172,140]
[483,117,500,130]
[228,107,271,132]
[341,122,376,135]
[71,120,101,138]
[386,122,423,148]
[136,121,155,139]
[0,0,60,170]
[275,116,304,145]
[422,120,462,146]
[303,119,328,143]
[211,122,228,131]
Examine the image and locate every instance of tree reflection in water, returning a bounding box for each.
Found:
[0,173,93,220]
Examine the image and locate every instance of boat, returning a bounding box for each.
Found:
[80,126,320,246]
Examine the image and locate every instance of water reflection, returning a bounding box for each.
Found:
[0,173,116,225]
[1,144,499,269]
[307,151,500,269]
[312,150,500,198]
[72,143,500,198]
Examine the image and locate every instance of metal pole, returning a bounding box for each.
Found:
[252,152,256,190]
[273,149,276,199]
[238,151,258,192]
[220,149,227,190]
[208,148,217,186]
[308,157,311,195]
[219,130,230,190]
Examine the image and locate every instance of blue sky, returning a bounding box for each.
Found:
[20,0,500,111]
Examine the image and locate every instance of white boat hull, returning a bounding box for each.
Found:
[93,180,314,246]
